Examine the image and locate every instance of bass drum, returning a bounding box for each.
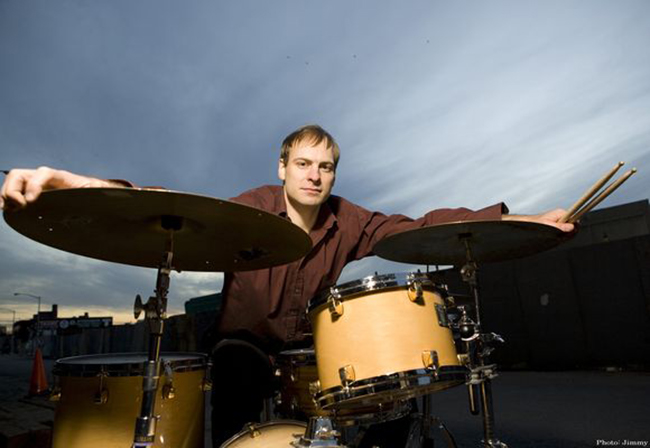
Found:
[51,352,208,448]
[308,272,466,410]
[220,421,307,447]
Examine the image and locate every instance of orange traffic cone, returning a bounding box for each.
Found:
[29,348,49,396]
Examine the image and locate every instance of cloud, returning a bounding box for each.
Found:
[1,1,649,319]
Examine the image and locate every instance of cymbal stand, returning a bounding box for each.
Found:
[411,398,458,448]
[458,236,508,448]
[131,216,180,447]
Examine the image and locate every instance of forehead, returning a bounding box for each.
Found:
[288,138,335,163]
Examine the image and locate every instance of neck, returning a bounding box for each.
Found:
[283,189,321,234]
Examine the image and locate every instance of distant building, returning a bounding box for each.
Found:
[185,292,222,315]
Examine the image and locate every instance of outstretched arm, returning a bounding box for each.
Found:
[1,166,128,210]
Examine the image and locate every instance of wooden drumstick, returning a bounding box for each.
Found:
[568,168,637,223]
[559,161,624,223]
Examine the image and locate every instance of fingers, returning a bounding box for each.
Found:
[539,208,575,233]
[1,169,30,210]
[503,210,575,233]
[1,167,57,211]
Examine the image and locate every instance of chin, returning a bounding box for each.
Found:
[298,195,326,206]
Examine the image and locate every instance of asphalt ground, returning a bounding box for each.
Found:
[1,354,649,447]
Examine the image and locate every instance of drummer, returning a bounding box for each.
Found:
[0,124,574,447]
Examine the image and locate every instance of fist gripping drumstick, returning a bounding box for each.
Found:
[560,161,637,223]
[568,168,637,223]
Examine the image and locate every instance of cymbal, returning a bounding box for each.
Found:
[3,188,312,272]
[373,220,573,266]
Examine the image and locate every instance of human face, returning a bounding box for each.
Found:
[278,139,336,210]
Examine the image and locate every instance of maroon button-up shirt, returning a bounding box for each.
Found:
[216,185,506,352]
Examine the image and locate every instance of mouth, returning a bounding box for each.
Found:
[301,188,322,194]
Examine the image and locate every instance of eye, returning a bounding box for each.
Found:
[321,164,334,173]
[296,160,308,168]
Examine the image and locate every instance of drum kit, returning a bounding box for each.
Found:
[2,163,634,448]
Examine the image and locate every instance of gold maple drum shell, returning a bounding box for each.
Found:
[276,349,328,418]
[275,349,410,425]
[51,353,207,448]
[220,421,307,448]
[308,273,466,409]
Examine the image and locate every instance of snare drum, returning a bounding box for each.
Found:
[220,421,306,447]
[51,353,208,448]
[275,349,410,426]
[307,272,466,409]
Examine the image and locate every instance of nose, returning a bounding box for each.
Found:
[307,166,321,183]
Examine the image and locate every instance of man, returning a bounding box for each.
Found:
[1,125,574,446]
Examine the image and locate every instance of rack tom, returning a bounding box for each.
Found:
[307,272,466,409]
[275,348,410,426]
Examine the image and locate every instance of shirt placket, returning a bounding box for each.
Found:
[285,268,305,340]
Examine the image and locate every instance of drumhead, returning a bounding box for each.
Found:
[308,271,443,313]
[276,348,315,365]
[220,420,307,447]
[53,352,207,377]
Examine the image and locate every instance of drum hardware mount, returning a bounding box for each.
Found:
[131,218,180,447]
[457,236,509,448]
[291,416,345,448]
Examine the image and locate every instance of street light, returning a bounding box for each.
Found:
[14,292,41,350]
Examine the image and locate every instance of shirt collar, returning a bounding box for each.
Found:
[276,187,338,233]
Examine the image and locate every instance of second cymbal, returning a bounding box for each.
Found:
[373,220,573,266]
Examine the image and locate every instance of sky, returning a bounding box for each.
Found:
[1,0,649,325]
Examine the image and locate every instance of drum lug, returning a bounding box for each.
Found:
[246,423,262,438]
[94,388,109,405]
[327,294,344,318]
[94,371,109,405]
[202,377,213,392]
[162,360,175,399]
[309,379,321,397]
[49,387,61,402]
[422,350,440,376]
[338,364,356,386]
[408,280,424,302]
[162,384,176,400]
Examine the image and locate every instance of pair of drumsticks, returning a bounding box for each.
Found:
[560,162,637,224]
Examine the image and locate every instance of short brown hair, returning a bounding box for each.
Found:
[280,124,340,167]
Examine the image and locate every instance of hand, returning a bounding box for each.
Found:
[503,208,575,233]
[1,166,113,211]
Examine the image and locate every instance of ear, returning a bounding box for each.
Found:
[278,159,286,181]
